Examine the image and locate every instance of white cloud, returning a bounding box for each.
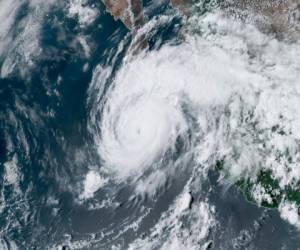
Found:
[279,201,300,229]
[80,170,107,199]
[68,0,99,27]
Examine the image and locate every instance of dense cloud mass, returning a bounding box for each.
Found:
[0,0,299,249]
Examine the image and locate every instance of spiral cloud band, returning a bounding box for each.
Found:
[92,32,262,181]
[90,11,299,185]
[81,10,300,248]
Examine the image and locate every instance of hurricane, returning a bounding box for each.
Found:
[0,0,300,249]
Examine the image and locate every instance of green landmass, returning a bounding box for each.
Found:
[215,160,300,209]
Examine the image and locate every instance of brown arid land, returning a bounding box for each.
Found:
[101,0,299,39]
[224,0,300,40]
[101,0,145,31]
[101,0,193,31]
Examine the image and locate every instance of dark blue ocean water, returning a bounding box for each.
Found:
[0,1,300,249]
[0,1,185,248]
[0,2,127,247]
